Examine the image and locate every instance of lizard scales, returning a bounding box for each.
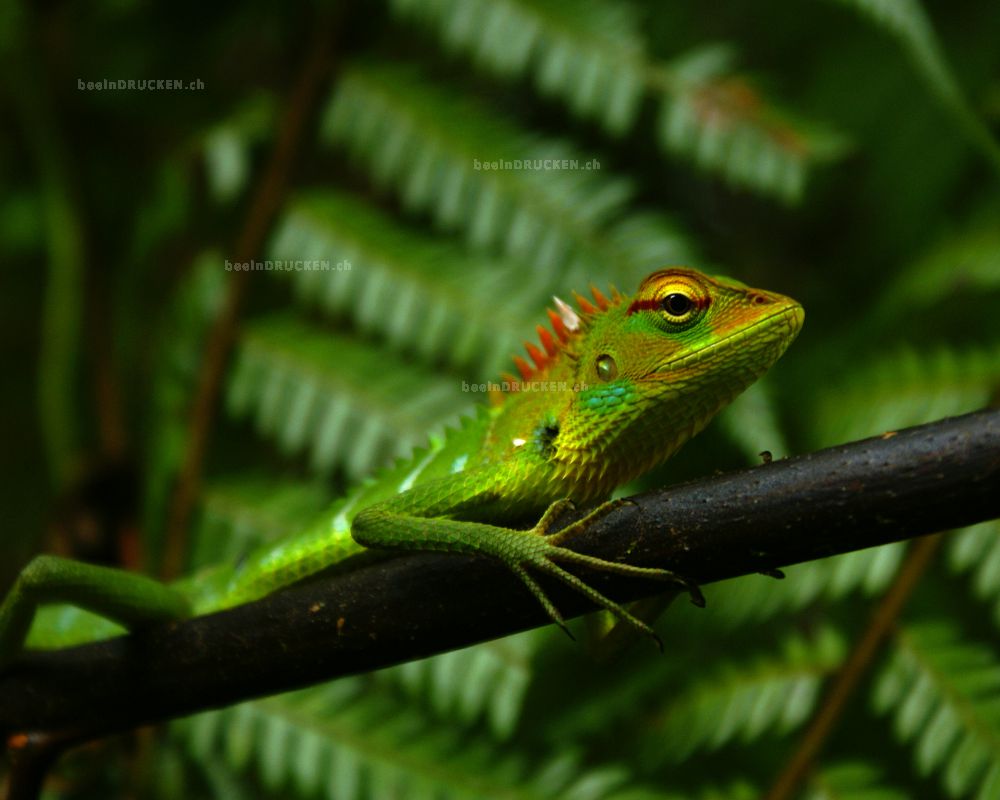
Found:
[8,267,803,654]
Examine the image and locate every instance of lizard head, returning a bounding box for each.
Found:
[553,267,804,493]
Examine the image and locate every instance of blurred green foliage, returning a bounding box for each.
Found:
[1,0,999,797]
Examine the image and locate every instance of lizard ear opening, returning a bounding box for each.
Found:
[595,354,618,382]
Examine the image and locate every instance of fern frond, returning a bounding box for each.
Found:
[226,314,471,479]
[873,621,1000,798]
[193,757,256,800]
[268,191,549,378]
[192,475,331,569]
[688,543,905,628]
[601,212,699,290]
[948,521,1000,630]
[175,682,666,800]
[668,784,761,800]
[376,630,541,740]
[268,192,697,379]
[636,626,845,766]
[876,207,1000,320]
[391,0,646,135]
[829,0,1000,175]
[803,761,910,800]
[390,0,846,202]
[323,62,632,273]
[654,45,846,204]
[811,343,1000,448]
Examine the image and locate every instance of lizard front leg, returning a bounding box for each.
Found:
[352,500,681,645]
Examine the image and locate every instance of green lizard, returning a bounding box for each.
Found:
[0,267,803,665]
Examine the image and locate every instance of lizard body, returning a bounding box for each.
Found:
[1,268,803,660]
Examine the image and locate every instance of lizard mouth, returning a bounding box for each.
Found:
[655,304,805,375]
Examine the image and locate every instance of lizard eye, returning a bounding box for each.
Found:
[595,354,618,382]
[661,292,694,318]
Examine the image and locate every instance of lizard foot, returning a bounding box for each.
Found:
[498,530,695,650]
[536,497,705,611]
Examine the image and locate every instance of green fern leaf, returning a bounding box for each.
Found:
[682,543,905,629]
[829,0,1000,175]
[875,206,1000,321]
[192,475,331,569]
[268,190,550,378]
[948,521,1000,631]
[227,314,471,479]
[601,213,699,290]
[636,626,845,765]
[803,760,910,800]
[874,621,1000,798]
[391,0,646,135]
[322,62,668,279]
[268,191,697,378]
[377,630,541,740]
[391,0,846,201]
[811,343,1000,448]
[654,45,846,203]
[174,682,671,800]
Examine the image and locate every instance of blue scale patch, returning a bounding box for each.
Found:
[579,383,633,413]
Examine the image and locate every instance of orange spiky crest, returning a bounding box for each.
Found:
[590,284,610,310]
[572,291,597,315]
[536,325,558,357]
[512,355,533,381]
[499,284,623,392]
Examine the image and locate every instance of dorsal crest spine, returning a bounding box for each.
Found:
[499,284,622,393]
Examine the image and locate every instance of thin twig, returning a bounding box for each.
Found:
[160,9,343,580]
[762,533,943,800]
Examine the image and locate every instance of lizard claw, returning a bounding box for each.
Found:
[680,578,705,608]
[642,569,703,607]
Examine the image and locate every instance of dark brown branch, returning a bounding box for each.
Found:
[1,409,998,741]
